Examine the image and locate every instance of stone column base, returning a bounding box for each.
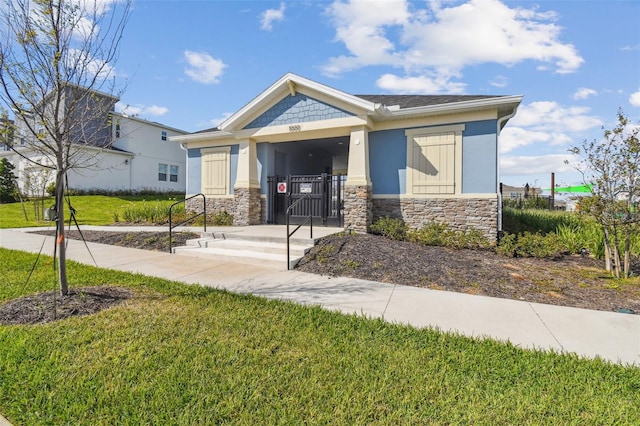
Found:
[343,185,372,233]
[233,187,262,226]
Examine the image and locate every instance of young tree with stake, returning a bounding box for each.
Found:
[0,0,131,295]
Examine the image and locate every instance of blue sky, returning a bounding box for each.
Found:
[112,0,639,190]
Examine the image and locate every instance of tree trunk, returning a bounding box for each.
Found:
[602,228,612,273]
[623,234,631,278]
[55,170,69,296]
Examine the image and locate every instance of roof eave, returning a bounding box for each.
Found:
[169,129,233,144]
[378,95,524,120]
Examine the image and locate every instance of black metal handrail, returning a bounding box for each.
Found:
[286,193,312,270]
[169,193,206,253]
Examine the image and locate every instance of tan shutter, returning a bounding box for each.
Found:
[410,131,455,194]
[202,148,229,195]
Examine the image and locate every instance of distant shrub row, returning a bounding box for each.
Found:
[45,182,184,198]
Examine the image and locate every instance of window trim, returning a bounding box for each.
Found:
[158,163,168,181]
[405,124,464,196]
[169,164,179,183]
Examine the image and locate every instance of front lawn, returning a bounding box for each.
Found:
[1,248,639,424]
[0,195,181,228]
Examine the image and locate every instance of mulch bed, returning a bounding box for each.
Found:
[2,229,638,326]
[0,286,132,325]
[296,233,640,314]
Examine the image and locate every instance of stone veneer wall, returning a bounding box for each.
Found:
[186,196,236,218]
[233,187,262,225]
[372,197,498,241]
[185,188,262,226]
[343,185,372,233]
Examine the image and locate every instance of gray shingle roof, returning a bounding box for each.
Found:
[355,95,503,109]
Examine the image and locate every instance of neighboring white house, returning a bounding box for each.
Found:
[0,86,188,194]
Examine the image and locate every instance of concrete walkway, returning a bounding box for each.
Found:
[1,226,638,367]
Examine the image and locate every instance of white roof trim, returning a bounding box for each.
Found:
[218,73,377,132]
[383,95,524,119]
[169,130,233,144]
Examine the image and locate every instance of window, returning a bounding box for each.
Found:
[405,124,464,195]
[158,163,167,181]
[169,165,178,182]
[115,122,121,138]
[201,147,230,195]
[161,131,167,141]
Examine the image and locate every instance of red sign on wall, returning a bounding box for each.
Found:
[277,182,287,193]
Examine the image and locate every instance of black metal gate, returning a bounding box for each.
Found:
[267,174,343,226]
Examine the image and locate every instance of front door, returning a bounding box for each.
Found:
[267,174,343,227]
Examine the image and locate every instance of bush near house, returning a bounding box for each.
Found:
[370,217,491,250]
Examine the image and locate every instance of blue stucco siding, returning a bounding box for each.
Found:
[369,129,407,195]
[368,120,498,196]
[187,145,239,195]
[187,148,201,195]
[244,94,353,129]
[461,120,497,194]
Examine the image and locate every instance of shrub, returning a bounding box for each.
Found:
[497,231,567,258]
[370,216,407,240]
[406,221,491,250]
[210,210,233,226]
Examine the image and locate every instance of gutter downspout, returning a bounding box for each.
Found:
[496,106,520,240]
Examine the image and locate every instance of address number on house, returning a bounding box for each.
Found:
[289,124,302,132]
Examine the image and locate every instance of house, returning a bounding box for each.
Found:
[171,73,522,240]
[0,86,187,194]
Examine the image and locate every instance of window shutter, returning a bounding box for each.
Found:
[202,149,229,195]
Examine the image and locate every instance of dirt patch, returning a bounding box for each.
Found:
[296,233,640,314]
[0,286,132,325]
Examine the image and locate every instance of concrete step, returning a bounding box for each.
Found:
[173,233,314,269]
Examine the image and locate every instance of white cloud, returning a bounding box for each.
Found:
[501,101,602,154]
[490,75,508,88]
[629,90,640,107]
[573,87,597,100]
[509,101,602,132]
[500,153,575,176]
[323,0,583,92]
[183,51,227,84]
[209,112,233,128]
[376,73,466,94]
[260,2,286,31]
[116,102,168,117]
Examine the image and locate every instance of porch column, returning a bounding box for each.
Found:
[344,126,372,233]
[234,139,261,225]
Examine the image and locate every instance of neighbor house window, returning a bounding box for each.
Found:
[115,122,121,138]
[169,165,178,182]
[201,146,230,196]
[158,163,168,181]
[405,124,464,195]
[161,131,167,141]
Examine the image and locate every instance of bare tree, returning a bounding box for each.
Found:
[0,0,131,295]
[569,109,640,278]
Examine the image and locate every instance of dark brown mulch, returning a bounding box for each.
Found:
[0,286,132,325]
[30,230,199,252]
[296,233,640,314]
[4,230,638,326]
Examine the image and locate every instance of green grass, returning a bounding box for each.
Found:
[0,195,182,228]
[1,249,639,424]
